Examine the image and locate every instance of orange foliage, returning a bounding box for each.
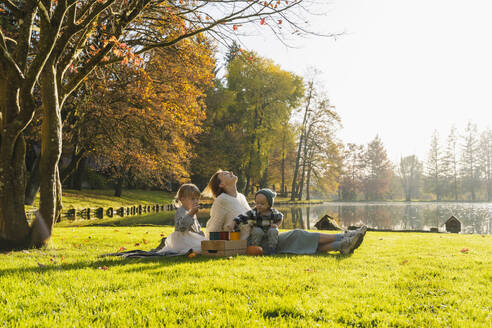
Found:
[75,34,214,188]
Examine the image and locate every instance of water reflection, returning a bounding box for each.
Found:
[275,202,492,234]
[195,202,491,234]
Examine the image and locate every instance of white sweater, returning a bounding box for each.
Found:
[205,192,251,238]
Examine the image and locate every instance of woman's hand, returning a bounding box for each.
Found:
[224,222,235,231]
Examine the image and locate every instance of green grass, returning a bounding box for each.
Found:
[25,189,175,211]
[1,226,490,327]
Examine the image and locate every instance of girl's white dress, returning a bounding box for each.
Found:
[156,206,206,255]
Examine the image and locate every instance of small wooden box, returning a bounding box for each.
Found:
[201,240,247,257]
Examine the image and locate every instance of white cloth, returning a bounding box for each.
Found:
[156,230,206,255]
[205,192,251,239]
[156,206,207,255]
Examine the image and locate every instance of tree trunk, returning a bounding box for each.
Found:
[72,157,87,190]
[114,177,124,197]
[61,146,86,186]
[0,69,31,249]
[25,155,41,205]
[280,152,286,195]
[244,174,251,197]
[306,163,312,200]
[290,83,313,200]
[0,134,31,249]
[297,155,307,200]
[260,158,269,188]
[37,64,64,246]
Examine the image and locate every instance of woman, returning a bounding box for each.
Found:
[203,170,366,254]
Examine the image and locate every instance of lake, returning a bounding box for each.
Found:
[198,202,492,234]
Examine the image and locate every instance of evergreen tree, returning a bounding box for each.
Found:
[478,128,492,201]
[425,131,445,201]
[442,126,460,200]
[361,136,393,200]
[461,122,480,201]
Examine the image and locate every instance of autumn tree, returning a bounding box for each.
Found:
[295,94,340,200]
[303,126,342,200]
[398,155,423,201]
[72,37,214,196]
[267,123,297,195]
[226,52,304,195]
[0,0,318,249]
[290,76,317,200]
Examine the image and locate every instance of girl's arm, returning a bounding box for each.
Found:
[175,207,195,232]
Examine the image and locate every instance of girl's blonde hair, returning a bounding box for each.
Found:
[202,169,224,199]
[173,183,201,208]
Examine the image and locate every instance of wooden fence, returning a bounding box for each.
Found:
[26,203,178,223]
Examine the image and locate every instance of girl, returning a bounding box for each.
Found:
[156,183,206,255]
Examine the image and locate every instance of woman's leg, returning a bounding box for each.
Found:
[316,233,344,252]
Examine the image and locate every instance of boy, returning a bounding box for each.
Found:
[232,188,283,254]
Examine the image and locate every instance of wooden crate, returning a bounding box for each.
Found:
[201,240,247,257]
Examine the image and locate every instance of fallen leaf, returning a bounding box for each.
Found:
[400,259,409,265]
[61,255,65,262]
[142,239,148,244]
[98,266,109,270]
[460,248,469,253]
[134,243,140,246]
[160,233,165,237]
[188,252,197,258]
[305,268,315,272]
[114,229,119,232]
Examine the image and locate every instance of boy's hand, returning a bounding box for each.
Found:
[271,224,278,229]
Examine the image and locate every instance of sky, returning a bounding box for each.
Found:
[233,0,492,163]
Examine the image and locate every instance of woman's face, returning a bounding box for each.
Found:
[218,171,237,188]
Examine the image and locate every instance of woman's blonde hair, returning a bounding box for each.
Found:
[202,169,224,199]
[173,183,201,208]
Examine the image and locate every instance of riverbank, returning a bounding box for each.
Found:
[1,227,490,327]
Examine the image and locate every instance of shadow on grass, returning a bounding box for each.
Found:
[0,249,353,276]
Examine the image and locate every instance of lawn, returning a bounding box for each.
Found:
[1,222,490,328]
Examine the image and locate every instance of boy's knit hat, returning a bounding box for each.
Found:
[255,188,277,207]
